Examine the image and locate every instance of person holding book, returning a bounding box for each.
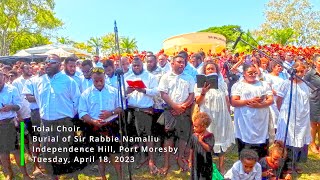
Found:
[194,62,235,174]
[78,67,122,180]
[125,57,159,175]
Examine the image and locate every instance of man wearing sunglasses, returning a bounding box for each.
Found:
[32,54,81,179]
[78,67,122,180]
[80,60,94,93]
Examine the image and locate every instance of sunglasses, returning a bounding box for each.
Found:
[91,67,105,73]
[45,59,60,65]
[246,71,258,76]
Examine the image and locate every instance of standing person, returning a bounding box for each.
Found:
[195,62,234,174]
[179,51,198,81]
[231,64,274,158]
[190,53,203,71]
[63,56,82,91]
[120,56,132,78]
[275,61,311,174]
[158,54,171,73]
[125,57,159,175]
[92,55,103,68]
[158,54,195,175]
[78,67,122,180]
[103,60,118,88]
[223,53,241,97]
[80,60,93,93]
[189,112,215,180]
[304,54,320,154]
[33,54,80,179]
[0,70,33,180]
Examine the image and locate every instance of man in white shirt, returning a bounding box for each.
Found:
[103,60,118,88]
[78,67,122,180]
[63,56,82,91]
[158,54,196,175]
[0,70,33,180]
[125,57,159,174]
[179,51,198,81]
[120,56,133,78]
[92,55,103,68]
[80,60,93,93]
[33,54,80,178]
[158,54,171,73]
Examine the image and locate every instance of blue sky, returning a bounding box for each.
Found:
[54,0,320,52]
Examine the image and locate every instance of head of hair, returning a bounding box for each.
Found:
[190,53,202,61]
[192,112,212,128]
[81,60,93,67]
[203,62,220,75]
[8,70,18,77]
[269,61,282,70]
[269,141,286,157]
[132,57,142,63]
[240,149,259,162]
[64,56,77,65]
[47,54,61,62]
[293,60,307,70]
[103,60,114,68]
[178,51,188,61]
[242,63,256,72]
[312,54,320,68]
[199,51,205,59]
[148,54,157,61]
[19,62,29,70]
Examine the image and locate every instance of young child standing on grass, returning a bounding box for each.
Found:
[224,149,262,180]
[189,112,215,180]
[275,61,311,174]
[259,141,291,180]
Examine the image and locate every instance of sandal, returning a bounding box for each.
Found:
[294,167,303,174]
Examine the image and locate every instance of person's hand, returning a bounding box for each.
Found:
[0,105,12,112]
[135,88,146,93]
[127,87,135,94]
[201,82,211,96]
[99,110,112,120]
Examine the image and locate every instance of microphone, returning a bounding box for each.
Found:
[232,32,243,49]
[115,68,124,76]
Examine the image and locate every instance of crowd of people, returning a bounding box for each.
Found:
[0,49,319,180]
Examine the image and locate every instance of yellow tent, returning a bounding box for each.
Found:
[163,32,226,55]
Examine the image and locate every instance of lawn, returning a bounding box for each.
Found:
[1,144,319,180]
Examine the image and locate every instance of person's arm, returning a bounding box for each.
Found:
[181,93,195,109]
[195,82,210,105]
[276,96,283,111]
[25,94,36,103]
[231,95,248,107]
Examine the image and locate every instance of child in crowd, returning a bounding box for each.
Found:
[259,141,291,180]
[224,149,262,180]
[189,112,215,180]
[275,61,311,174]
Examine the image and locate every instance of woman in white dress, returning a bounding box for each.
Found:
[231,64,274,159]
[275,61,311,174]
[195,62,235,174]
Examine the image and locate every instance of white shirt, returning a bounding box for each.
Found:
[78,85,120,120]
[158,71,195,104]
[159,62,171,73]
[105,73,118,88]
[125,70,158,108]
[231,80,273,144]
[34,72,80,120]
[224,160,262,180]
[123,68,133,79]
[22,76,40,110]
[0,84,22,120]
[12,76,31,119]
[147,67,165,110]
[80,76,93,93]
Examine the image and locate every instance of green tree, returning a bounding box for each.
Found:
[199,25,241,44]
[120,37,137,53]
[265,28,298,46]
[0,0,63,55]
[57,36,74,45]
[87,37,102,56]
[73,42,93,55]
[10,32,50,54]
[101,33,116,55]
[255,0,320,46]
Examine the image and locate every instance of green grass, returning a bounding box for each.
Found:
[1,144,319,180]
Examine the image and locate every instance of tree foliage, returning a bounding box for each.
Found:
[120,37,138,53]
[255,0,320,46]
[0,0,63,55]
[199,25,241,44]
